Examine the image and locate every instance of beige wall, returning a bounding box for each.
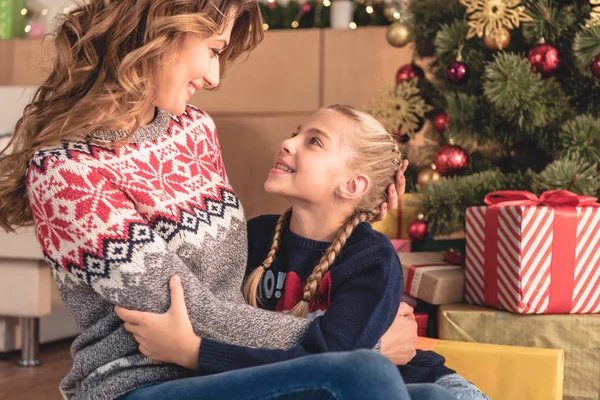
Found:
[191,27,414,218]
[0,27,414,218]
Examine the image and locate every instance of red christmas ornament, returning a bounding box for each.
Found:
[434,144,469,175]
[445,61,469,84]
[302,3,311,13]
[433,112,450,133]
[528,43,560,76]
[408,220,428,241]
[395,63,425,84]
[591,53,600,79]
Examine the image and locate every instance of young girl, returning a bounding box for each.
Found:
[118,105,488,399]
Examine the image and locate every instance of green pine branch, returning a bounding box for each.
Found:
[418,170,535,234]
[573,25,600,74]
[558,114,600,161]
[533,156,600,196]
[522,0,577,44]
[483,52,568,136]
[410,0,465,57]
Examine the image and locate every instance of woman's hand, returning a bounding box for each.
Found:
[380,301,418,365]
[114,275,201,370]
[375,160,409,222]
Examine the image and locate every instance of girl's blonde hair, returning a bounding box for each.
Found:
[244,105,402,317]
[0,0,264,231]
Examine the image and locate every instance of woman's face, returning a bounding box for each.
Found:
[154,17,235,115]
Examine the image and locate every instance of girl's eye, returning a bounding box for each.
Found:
[291,132,298,138]
[309,137,322,147]
[210,48,221,58]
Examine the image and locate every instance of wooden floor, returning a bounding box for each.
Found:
[0,339,73,400]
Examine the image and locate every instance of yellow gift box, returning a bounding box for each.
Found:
[439,303,600,400]
[372,193,423,239]
[417,337,564,400]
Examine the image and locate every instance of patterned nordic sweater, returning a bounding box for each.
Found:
[26,106,311,400]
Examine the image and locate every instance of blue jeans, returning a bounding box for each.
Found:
[120,350,456,400]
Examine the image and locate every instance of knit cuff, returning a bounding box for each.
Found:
[197,338,245,376]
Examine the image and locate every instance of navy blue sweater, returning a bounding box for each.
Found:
[197,215,454,384]
[197,215,403,373]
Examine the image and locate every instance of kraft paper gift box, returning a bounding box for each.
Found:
[417,336,564,400]
[465,190,600,314]
[439,303,600,400]
[397,251,464,305]
[372,193,422,239]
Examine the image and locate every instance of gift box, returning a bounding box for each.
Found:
[439,303,600,400]
[465,190,600,314]
[390,239,411,252]
[373,193,423,239]
[417,337,564,400]
[414,312,428,336]
[397,251,464,305]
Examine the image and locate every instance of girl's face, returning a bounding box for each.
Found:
[154,17,235,115]
[264,109,362,206]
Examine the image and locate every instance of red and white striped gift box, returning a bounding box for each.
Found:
[465,190,600,314]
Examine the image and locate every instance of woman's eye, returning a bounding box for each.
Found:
[210,48,221,58]
[291,132,298,138]
[309,137,321,146]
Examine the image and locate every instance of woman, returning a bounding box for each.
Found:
[0,1,452,399]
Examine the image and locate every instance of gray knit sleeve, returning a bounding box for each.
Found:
[30,158,311,351]
[434,374,490,400]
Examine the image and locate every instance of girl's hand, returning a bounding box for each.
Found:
[114,275,201,370]
[375,160,409,222]
[380,301,418,365]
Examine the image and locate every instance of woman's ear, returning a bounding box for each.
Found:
[336,174,370,200]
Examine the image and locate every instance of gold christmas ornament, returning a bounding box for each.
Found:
[386,21,412,47]
[483,27,511,50]
[459,0,532,40]
[369,80,433,136]
[590,0,600,26]
[383,6,399,21]
[417,167,442,186]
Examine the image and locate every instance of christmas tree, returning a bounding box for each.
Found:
[371,0,600,236]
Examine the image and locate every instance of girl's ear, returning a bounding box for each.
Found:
[336,174,370,200]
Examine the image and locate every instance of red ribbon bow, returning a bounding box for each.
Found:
[481,190,598,313]
[484,190,600,208]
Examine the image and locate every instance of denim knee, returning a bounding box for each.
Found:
[331,349,398,378]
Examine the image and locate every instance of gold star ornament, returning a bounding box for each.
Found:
[590,0,600,26]
[369,80,433,136]
[459,0,532,40]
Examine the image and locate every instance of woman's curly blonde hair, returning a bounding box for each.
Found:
[0,0,264,231]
